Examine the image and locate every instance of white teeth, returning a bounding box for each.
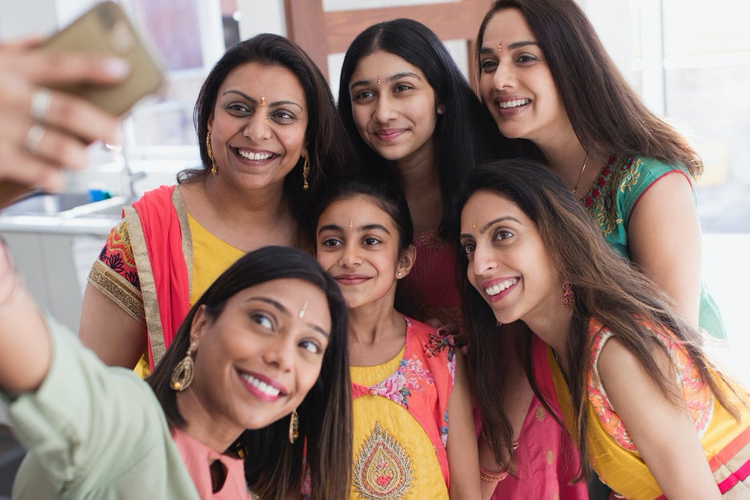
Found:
[485,278,518,296]
[238,150,274,161]
[498,99,530,109]
[240,373,280,397]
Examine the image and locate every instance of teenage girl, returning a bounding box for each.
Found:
[338,18,583,498]
[313,179,479,499]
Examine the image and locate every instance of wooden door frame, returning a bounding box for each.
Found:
[284,0,491,82]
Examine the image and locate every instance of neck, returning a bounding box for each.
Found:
[533,127,605,198]
[176,389,241,454]
[202,176,288,220]
[392,149,442,232]
[521,295,574,366]
[347,292,404,345]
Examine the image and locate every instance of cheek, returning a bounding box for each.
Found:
[315,250,336,270]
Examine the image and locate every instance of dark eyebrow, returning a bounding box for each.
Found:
[349,71,423,90]
[479,40,540,55]
[459,215,521,239]
[318,223,391,235]
[246,296,330,338]
[221,90,303,111]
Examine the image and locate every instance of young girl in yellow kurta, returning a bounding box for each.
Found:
[313,179,479,499]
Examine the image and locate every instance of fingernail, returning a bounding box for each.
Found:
[103,57,131,78]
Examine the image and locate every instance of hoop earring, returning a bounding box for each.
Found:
[206,132,217,175]
[562,281,575,309]
[302,150,310,192]
[170,342,196,391]
[288,409,299,443]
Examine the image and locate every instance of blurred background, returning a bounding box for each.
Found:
[0,0,748,496]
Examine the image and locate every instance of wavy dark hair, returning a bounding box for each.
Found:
[475,0,702,175]
[458,159,737,478]
[148,246,352,499]
[338,18,511,240]
[179,33,357,233]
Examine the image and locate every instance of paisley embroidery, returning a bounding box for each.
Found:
[582,155,644,236]
[353,421,414,499]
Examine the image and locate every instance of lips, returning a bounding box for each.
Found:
[238,369,287,401]
[493,96,531,116]
[234,148,278,162]
[334,274,370,285]
[373,128,405,141]
[481,277,519,302]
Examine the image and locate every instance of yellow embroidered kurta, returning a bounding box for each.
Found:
[349,317,456,499]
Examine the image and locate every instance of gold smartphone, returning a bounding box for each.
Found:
[40,1,165,116]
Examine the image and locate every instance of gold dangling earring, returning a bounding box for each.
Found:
[206,132,217,175]
[288,408,299,443]
[562,281,575,309]
[170,342,196,391]
[302,149,310,192]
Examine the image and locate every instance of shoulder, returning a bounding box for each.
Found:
[404,316,455,361]
[132,185,177,210]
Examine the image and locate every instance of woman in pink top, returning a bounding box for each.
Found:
[1,245,352,499]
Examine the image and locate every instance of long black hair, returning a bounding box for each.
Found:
[476,0,702,174]
[338,18,511,240]
[458,160,739,478]
[148,246,352,499]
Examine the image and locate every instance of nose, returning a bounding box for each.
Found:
[373,94,396,124]
[471,240,497,278]
[243,112,272,142]
[262,336,295,372]
[339,242,362,268]
[492,59,517,90]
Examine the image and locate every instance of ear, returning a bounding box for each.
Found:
[396,244,417,279]
[189,304,210,349]
[437,103,446,115]
[207,114,214,133]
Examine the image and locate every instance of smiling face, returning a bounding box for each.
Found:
[348,50,442,166]
[315,195,413,310]
[188,278,330,435]
[460,190,562,326]
[477,8,570,144]
[208,62,308,191]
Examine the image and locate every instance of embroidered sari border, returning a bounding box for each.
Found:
[123,205,165,367]
[87,259,145,325]
[171,188,193,303]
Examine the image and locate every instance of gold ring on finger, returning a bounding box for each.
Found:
[30,87,52,122]
[23,124,46,155]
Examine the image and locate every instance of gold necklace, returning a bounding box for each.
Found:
[572,154,589,194]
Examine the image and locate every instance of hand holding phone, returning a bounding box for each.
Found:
[40,1,165,116]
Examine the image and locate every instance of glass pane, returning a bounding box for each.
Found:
[663,0,750,56]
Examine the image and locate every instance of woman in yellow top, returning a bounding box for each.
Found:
[79,34,355,372]
[458,159,750,499]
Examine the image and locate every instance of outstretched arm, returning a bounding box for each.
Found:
[0,241,51,393]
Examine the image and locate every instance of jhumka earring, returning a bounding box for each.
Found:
[206,132,217,175]
[302,149,310,191]
[288,409,299,443]
[170,342,197,391]
[562,281,575,308]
